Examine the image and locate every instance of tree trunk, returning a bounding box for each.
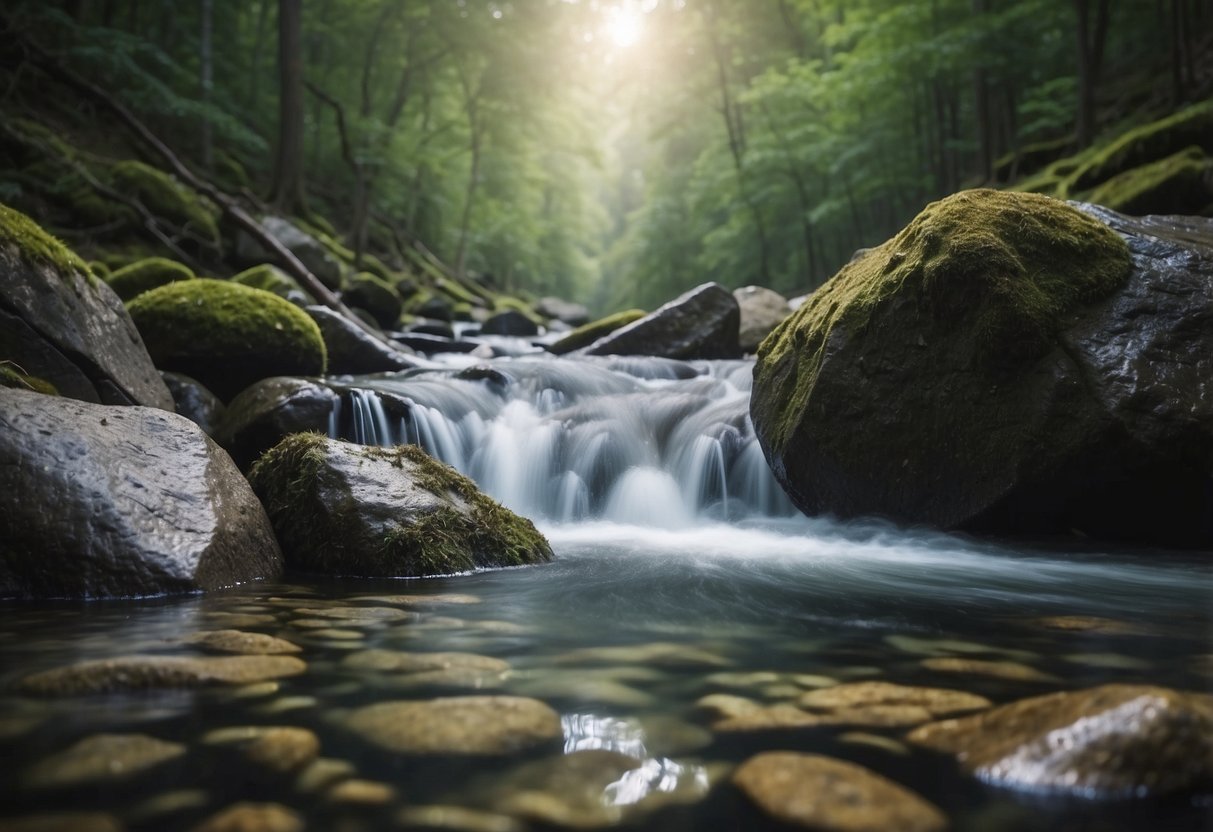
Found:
[200,0,213,172]
[269,0,307,215]
[1075,0,1110,148]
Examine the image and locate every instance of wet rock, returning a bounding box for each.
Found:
[295,757,356,793]
[184,631,301,656]
[885,635,1033,660]
[513,676,654,708]
[0,812,124,832]
[920,657,1057,683]
[734,286,792,353]
[712,704,830,732]
[188,802,303,832]
[0,390,282,599]
[798,681,991,717]
[23,733,186,789]
[162,372,225,435]
[326,779,396,805]
[733,752,947,832]
[397,805,524,832]
[493,750,644,827]
[482,310,539,337]
[551,642,730,668]
[20,655,306,695]
[245,728,320,773]
[304,306,417,375]
[293,606,415,623]
[353,593,482,607]
[907,684,1213,796]
[693,694,762,721]
[126,790,211,823]
[1062,652,1151,670]
[583,282,741,360]
[839,732,911,756]
[212,377,339,471]
[237,215,344,290]
[536,297,590,326]
[249,435,552,577]
[0,203,173,409]
[752,192,1213,546]
[1027,615,1145,635]
[343,272,403,328]
[342,649,509,674]
[254,696,317,714]
[345,696,562,755]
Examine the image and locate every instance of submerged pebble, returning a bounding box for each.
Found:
[919,657,1057,683]
[20,655,306,695]
[183,630,301,656]
[396,805,524,832]
[550,642,730,668]
[188,802,303,832]
[0,812,123,832]
[23,733,185,789]
[345,696,562,755]
[326,779,396,805]
[125,789,210,823]
[295,757,356,794]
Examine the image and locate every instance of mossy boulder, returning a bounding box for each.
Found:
[1086,146,1212,216]
[752,190,1213,546]
[110,160,219,242]
[236,216,345,291]
[231,263,314,304]
[127,279,327,401]
[1069,101,1213,193]
[0,202,172,408]
[214,377,340,470]
[247,434,553,578]
[583,283,740,360]
[105,257,195,301]
[548,309,646,355]
[304,305,418,376]
[342,272,402,329]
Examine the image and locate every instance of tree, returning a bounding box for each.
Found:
[269,0,306,214]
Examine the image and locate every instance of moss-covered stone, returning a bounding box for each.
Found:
[342,272,402,328]
[1086,146,1212,216]
[0,201,92,280]
[548,309,646,355]
[0,362,58,395]
[127,279,326,401]
[248,433,552,578]
[110,161,220,242]
[105,257,194,301]
[755,189,1130,456]
[1069,101,1213,193]
[231,263,313,302]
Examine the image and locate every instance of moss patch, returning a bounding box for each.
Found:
[248,433,551,577]
[549,309,646,355]
[106,257,195,301]
[1069,101,1213,193]
[127,279,326,400]
[754,189,1132,453]
[231,263,312,301]
[0,201,92,281]
[0,362,58,395]
[1086,146,1212,215]
[110,161,219,242]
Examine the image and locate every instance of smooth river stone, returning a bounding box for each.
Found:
[884,635,1034,661]
[326,779,396,805]
[183,630,301,655]
[245,728,321,773]
[0,813,123,832]
[23,733,186,789]
[19,655,306,695]
[353,594,482,606]
[1027,615,1146,635]
[733,752,947,832]
[919,657,1058,683]
[292,606,416,622]
[693,693,762,721]
[341,649,509,674]
[799,681,990,716]
[188,802,303,832]
[492,750,642,828]
[907,684,1213,797]
[295,758,356,794]
[397,805,525,832]
[551,642,731,668]
[345,696,562,755]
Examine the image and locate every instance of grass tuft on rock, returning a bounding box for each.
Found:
[106,257,195,301]
[754,189,1132,453]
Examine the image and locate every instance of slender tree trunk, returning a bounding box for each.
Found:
[269,0,307,215]
[1075,0,1110,147]
[248,0,270,109]
[972,0,993,182]
[200,0,213,172]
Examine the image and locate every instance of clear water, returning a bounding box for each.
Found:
[2,355,1211,831]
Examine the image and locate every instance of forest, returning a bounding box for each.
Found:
[2,0,1209,313]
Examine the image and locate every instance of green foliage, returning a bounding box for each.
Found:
[105,257,194,301]
[755,190,1130,451]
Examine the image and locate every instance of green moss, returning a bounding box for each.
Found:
[343,272,402,328]
[492,295,545,326]
[127,279,326,400]
[248,434,550,577]
[0,201,93,281]
[105,257,194,301]
[0,362,58,395]
[549,309,646,355]
[231,263,311,301]
[88,260,111,278]
[435,277,480,306]
[1086,146,1212,215]
[754,189,1132,453]
[110,161,220,242]
[1069,101,1213,193]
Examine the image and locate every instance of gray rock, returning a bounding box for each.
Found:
[236,215,344,290]
[482,310,539,337]
[752,192,1213,546]
[0,389,282,599]
[247,434,552,577]
[733,752,947,832]
[535,297,590,326]
[214,377,339,470]
[584,282,740,360]
[0,206,172,409]
[162,371,225,435]
[304,306,418,375]
[907,684,1213,797]
[733,285,792,353]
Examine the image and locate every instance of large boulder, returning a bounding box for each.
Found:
[907,684,1213,797]
[0,203,173,409]
[752,190,1213,547]
[236,215,345,290]
[0,388,282,598]
[342,272,403,329]
[733,285,792,353]
[304,306,418,375]
[162,371,225,436]
[583,283,740,360]
[247,433,552,577]
[214,377,340,469]
[548,309,646,356]
[127,279,327,401]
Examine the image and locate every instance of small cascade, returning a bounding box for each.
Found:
[325,356,796,525]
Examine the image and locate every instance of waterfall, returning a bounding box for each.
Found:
[325,355,796,524]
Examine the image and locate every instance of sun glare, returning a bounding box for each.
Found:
[605,8,643,49]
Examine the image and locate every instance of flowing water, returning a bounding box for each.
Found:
[1,354,1211,831]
